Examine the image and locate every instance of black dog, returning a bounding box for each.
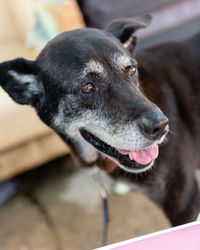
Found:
[0,15,199,226]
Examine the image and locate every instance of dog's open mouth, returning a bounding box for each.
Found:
[80,129,159,172]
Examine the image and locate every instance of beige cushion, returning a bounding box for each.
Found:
[0,0,85,181]
[0,132,68,181]
[0,78,69,182]
[0,43,69,181]
[0,89,49,151]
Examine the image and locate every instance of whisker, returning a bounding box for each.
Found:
[168,129,175,135]
[163,137,168,143]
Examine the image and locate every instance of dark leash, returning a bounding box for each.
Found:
[91,167,110,246]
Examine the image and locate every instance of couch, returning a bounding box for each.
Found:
[0,0,84,181]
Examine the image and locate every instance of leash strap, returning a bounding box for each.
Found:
[90,167,110,246]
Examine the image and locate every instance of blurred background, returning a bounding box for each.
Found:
[0,0,200,249]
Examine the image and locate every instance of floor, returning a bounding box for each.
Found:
[0,156,171,250]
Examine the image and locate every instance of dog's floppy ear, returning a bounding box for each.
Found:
[0,58,43,106]
[105,14,152,53]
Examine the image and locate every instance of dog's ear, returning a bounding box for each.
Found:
[0,58,43,106]
[105,14,152,53]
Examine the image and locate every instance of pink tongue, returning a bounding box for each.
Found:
[117,144,159,165]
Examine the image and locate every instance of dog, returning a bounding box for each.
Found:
[0,15,200,227]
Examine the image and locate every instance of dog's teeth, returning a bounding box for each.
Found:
[129,152,133,161]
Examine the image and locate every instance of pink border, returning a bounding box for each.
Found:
[95,220,200,250]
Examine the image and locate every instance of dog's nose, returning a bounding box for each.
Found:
[139,114,169,140]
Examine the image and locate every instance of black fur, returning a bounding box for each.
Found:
[0,15,199,226]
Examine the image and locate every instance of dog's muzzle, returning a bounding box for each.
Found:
[80,129,155,172]
[80,113,169,173]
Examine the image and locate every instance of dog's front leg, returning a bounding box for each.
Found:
[110,163,200,226]
[162,177,200,226]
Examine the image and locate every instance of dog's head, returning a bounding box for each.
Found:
[0,15,168,173]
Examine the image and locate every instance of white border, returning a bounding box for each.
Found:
[95,220,200,250]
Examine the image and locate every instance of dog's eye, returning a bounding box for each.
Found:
[81,82,95,94]
[129,66,137,77]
